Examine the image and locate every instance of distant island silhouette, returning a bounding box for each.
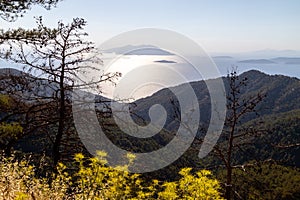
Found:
[154,60,177,64]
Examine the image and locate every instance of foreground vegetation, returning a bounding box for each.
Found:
[0,152,223,200]
[1,152,300,200]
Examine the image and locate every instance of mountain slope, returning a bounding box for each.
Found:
[132,70,300,125]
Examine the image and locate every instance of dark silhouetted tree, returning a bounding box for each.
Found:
[2,17,120,166]
[0,0,60,22]
[210,70,266,200]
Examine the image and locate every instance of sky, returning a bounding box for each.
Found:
[1,0,300,53]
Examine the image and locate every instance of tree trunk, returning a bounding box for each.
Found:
[225,167,232,200]
[53,64,65,166]
[4,140,14,157]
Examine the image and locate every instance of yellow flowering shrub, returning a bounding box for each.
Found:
[0,155,70,200]
[158,168,223,200]
[0,152,223,200]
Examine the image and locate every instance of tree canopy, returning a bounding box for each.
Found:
[0,0,60,21]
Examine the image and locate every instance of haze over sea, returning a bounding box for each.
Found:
[97,48,300,100]
[1,48,300,100]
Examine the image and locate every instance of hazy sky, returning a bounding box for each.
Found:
[2,0,300,53]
